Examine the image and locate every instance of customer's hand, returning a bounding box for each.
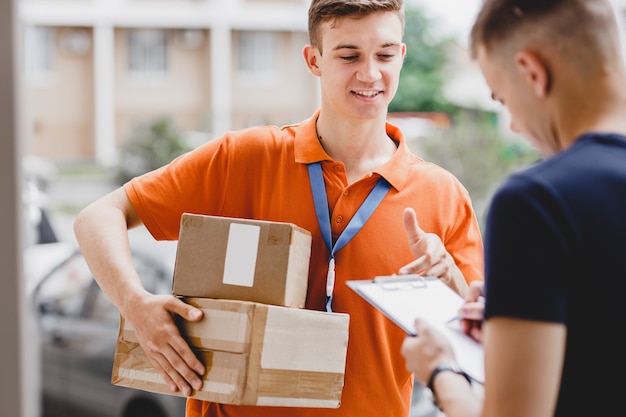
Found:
[401,318,456,385]
[459,281,485,343]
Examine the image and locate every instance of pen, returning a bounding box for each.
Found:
[447,314,483,332]
[446,315,462,324]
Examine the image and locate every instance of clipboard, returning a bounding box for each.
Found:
[346,275,484,383]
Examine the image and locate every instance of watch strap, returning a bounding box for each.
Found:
[427,363,472,410]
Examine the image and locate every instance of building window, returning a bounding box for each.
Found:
[24,26,55,80]
[238,31,279,80]
[128,29,167,77]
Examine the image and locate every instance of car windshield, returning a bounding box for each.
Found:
[37,253,94,318]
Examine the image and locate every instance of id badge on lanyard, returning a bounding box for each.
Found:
[308,162,390,312]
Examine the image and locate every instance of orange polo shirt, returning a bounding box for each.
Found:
[125,109,484,417]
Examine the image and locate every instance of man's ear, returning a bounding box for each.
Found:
[515,50,550,97]
[303,45,321,76]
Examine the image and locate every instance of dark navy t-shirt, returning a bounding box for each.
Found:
[483,132,626,416]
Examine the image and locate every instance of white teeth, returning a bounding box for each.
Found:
[355,91,379,97]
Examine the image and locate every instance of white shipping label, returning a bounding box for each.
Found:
[222,223,260,287]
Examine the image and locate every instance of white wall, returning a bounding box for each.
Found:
[0,1,40,416]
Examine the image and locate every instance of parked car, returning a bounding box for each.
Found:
[24,229,186,417]
[22,156,59,246]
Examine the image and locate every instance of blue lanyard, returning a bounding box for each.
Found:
[308,162,391,312]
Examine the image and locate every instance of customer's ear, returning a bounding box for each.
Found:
[515,50,550,98]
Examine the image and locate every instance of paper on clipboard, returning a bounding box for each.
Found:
[346,275,484,383]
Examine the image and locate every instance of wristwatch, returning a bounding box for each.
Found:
[427,363,472,410]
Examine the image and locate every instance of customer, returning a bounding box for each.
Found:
[401,1,626,416]
[74,1,484,416]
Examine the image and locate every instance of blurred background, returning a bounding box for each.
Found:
[19,0,546,240]
[6,0,626,416]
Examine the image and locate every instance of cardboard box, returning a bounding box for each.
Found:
[173,213,312,308]
[112,298,350,408]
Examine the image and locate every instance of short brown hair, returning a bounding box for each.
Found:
[469,0,620,61]
[308,0,405,51]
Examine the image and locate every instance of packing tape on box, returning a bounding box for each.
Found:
[113,299,348,407]
[181,298,256,353]
[112,339,248,404]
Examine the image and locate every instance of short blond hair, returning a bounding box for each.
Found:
[470,0,621,65]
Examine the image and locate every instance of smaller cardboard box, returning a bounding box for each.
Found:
[173,213,312,308]
[112,298,350,408]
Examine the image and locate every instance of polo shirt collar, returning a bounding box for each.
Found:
[294,109,412,191]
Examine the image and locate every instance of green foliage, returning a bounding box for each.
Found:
[116,117,192,185]
[390,6,457,113]
[390,4,543,228]
[413,112,542,229]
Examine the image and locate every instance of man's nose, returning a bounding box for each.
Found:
[357,58,382,82]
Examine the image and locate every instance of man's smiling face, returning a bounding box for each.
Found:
[316,11,406,121]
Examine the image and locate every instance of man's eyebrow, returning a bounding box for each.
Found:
[331,42,401,51]
[332,44,358,51]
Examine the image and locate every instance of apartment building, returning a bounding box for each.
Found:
[19,0,318,165]
[20,0,626,166]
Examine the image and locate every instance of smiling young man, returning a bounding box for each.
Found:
[74,1,484,416]
[401,1,626,417]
